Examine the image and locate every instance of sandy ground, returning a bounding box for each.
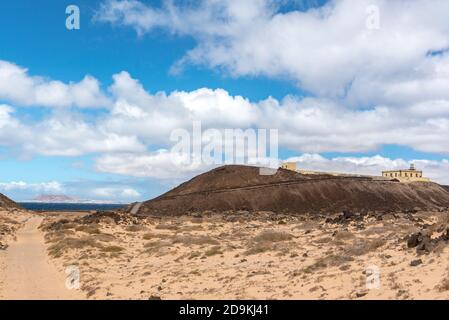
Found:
[31,209,449,300]
[0,211,84,300]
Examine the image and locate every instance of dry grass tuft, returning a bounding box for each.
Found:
[126,225,148,232]
[48,237,101,258]
[204,246,223,257]
[344,238,386,256]
[102,245,125,253]
[156,224,179,231]
[334,230,355,241]
[253,230,293,243]
[93,233,116,242]
[303,254,354,273]
[245,242,273,255]
[436,278,449,292]
[75,224,102,235]
[171,235,219,246]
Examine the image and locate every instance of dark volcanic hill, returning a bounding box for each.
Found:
[0,193,21,210]
[135,165,449,216]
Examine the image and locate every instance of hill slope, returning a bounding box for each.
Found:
[136,165,449,216]
[0,193,21,210]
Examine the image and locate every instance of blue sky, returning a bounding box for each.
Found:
[1,0,449,202]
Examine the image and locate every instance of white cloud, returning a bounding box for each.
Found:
[95,149,213,179]
[96,0,449,106]
[0,60,111,108]
[2,66,449,158]
[0,181,64,193]
[91,186,141,199]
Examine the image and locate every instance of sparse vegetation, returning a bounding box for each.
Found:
[334,230,355,240]
[344,238,386,256]
[102,245,125,253]
[303,254,354,273]
[253,230,293,243]
[48,237,101,258]
[75,224,102,235]
[204,246,223,257]
[171,235,219,246]
[143,233,153,240]
[245,242,273,255]
[126,225,148,232]
[156,224,179,231]
[436,278,449,292]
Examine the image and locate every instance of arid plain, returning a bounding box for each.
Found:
[2,207,449,300]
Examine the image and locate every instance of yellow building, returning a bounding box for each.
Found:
[382,164,430,182]
[281,162,297,171]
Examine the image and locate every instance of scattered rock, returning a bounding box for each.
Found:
[410,259,423,267]
[343,210,354,220]
[407,233,422,248]
[406,228,449,254]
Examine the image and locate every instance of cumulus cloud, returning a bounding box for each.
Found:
[95,150,214,179]
[96,0,449,105]
[0,60,111,108]
[0,181,64,193]
[91,186,141,199]
[2,65,449,158]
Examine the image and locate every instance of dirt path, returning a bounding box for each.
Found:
[0,216,84,300]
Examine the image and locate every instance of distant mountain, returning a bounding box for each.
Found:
[29,194,124,204]
[32,195,76,202]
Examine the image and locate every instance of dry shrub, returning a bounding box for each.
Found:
[143,233,153,240]
[436,278,449,292]
[144,240,172,250]
[245,242,273,255]
[204,246,223,257]
[245,230,293,255]
[180,225,204,232]
[304,254,354,273]
[171,235,219,246]
[436,212,449,226]
[45,229,76,243]
[43,220,77,231]
[345,238,386,256]
[143,240,172,256]
[142,232,167,240]
[334,230,355,241]
[314,236,333,244]
[232,230,250,238]
[294,221,319,231]
[126,225,148,232]
[156,223,179,231]
[188,251,202,260]
[93,233,116,242]
[48,237,101,258]
[190,218,204,224]
[102,245,125,253]
[0,216,19,225]
[253,230,293,243]
[360,226,392,236]
[75,224,102,235]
